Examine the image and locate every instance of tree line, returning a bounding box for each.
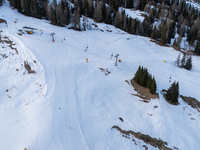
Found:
[7,0,200,53]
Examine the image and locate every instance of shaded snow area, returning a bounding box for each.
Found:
[0,1,200,150]
[119,7,146,22]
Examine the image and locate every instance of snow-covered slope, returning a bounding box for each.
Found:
[0,1,200,150]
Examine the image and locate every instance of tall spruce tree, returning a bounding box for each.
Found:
[166,81,179,103]
[105,8,112,24]
[194,39,200,55]
[133,65,141,84]
[180,53,186,68]
[126,0,133,8]
[184,56,192,70]
[93,2,103,22]
[149,77,157,94]
[161,24,167,45]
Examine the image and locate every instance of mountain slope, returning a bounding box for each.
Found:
[0,1,200,150]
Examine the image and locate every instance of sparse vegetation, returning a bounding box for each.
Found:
[112,126,174,150]
[24,61,35,74]
[180,95,200,112]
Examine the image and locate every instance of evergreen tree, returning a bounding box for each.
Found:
[126,0,133,8]
[83,0,88,16]
[49,5,57,25]
[151,25,158,40]
[88,0,94,18]
[133,65,141,84]
[161,24,167,45]
[166,81,179,103]
[22,0,31,16]
[146,74,152,89]
[30,0,42,18]
[180,53,186,68]
[16,0,22,13]
[102,0,106,21]
[194,39,200,55]
[105,8,112,24]
[140,68,148,87]
[149,77,157,94]
[184,56,192,70]
[93,2,103,22]
[175,53,181,67]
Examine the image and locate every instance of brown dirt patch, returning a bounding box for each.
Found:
[131,80,159,101]
[0,18,7,24]
[180,95,200,112]
[24,61,35,74]
[112,126,174,150]
[0,34,18,54]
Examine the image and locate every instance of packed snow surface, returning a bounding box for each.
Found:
[0,1,200,150]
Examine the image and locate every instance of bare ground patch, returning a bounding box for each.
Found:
[130,80,159,101]
[180,95,200,112]
[112,126,176,150]
[0,33,18,54]
[99,68,111,75]
[0,18,7,24]
[24,61,35,74]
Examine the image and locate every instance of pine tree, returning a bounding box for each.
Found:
[88,0,94,18]
[166,81,179,103]
[180,53,186,68]
[133,65,141,84]
[23,0,31,16]
[126,0,133,8]
[16,0,22,12]
[105,8,112,25]
[149,77,157,94]
[151,26,158,40]
[194,39,200,55]
[102,0,106,21]
[175,53,181,67]
[161,24,167,45]
[146,74,152,89]
[93,2,103,22]
[140,68,148,87]
[184,56,192,70]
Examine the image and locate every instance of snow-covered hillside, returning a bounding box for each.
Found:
[0,1,200,150]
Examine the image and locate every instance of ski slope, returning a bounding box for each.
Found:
[0,1,200,150]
